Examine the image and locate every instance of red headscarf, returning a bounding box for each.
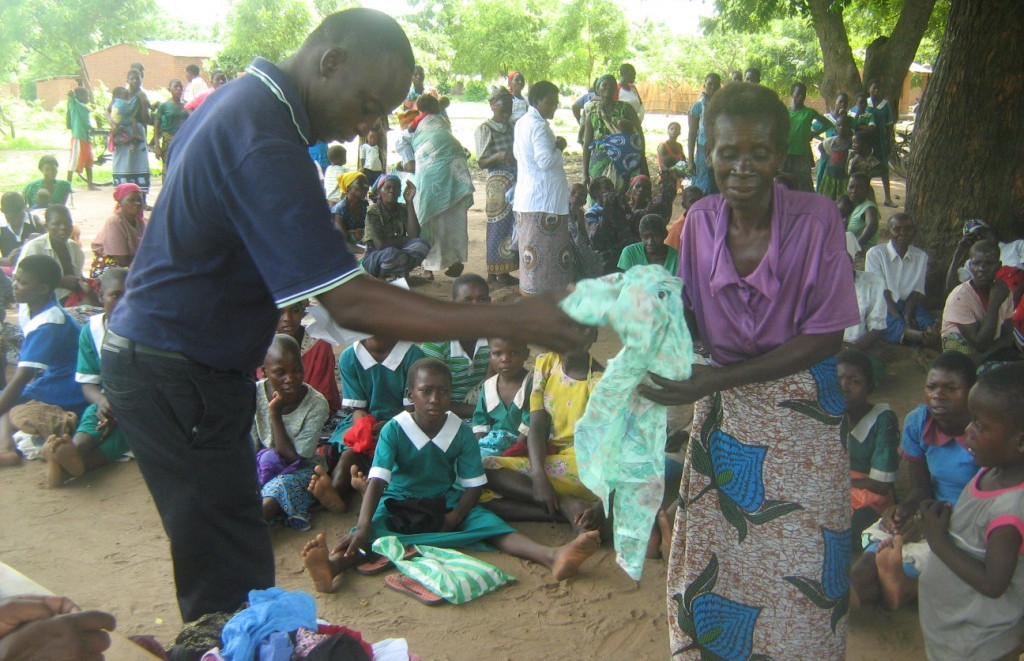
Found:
[113,182,144,220]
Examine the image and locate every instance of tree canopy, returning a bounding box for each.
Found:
[212,0,314,75]
[0,0,160,82]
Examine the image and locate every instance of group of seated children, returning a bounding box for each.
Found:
[841,349,1024,661]
[229,273,609,592]
[286,273,606,591]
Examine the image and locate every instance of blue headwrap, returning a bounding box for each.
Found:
[962,218,990,236]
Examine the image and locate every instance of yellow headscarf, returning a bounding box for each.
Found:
[337,171,366,193]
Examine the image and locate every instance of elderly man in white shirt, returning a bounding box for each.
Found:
[864,213,937,344]
[844,232,888,352]
[512,80,572,295]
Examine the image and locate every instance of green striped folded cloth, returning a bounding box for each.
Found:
[372,536,516,604]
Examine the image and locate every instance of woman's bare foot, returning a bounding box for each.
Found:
[308,465,346,512]
[0,448,21,467]
[496,273,519,287]
[350,464,368,494]
[301,533,337,593]
[876,535,916,609]
[552,530,601,580]
[444,262,464,278]
[421,270,434,281]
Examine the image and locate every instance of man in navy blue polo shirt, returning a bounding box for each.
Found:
[100,8,585,627]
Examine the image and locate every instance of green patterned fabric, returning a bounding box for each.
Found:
[372,536,515,604]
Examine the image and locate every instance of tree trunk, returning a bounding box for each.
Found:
[806,0,861,103]
[906,0,1024,305]
[862,0,938,113]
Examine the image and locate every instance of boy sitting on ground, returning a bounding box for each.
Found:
[0,255,87,466]
[941,240,1017,362]
[43,268,129,486]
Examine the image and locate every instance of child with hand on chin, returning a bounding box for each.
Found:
[916,363,1024,661]
[254,334,329,531]
[300,358,600,594]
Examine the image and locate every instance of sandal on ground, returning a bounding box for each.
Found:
[356,548,418,575]
[384,573,444,605]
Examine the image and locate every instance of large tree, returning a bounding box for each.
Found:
[213,0,313,75]
[905,0,1024,301]
[711,0,940,106]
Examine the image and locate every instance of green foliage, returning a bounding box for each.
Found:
[312,0,363,19]
[0,0,161,83]
[637,17,823,97]
[708,0,949,66]
[404,0,630,86]
[546,0,630,84]
[213,0,313,74]
[462,80,490,102]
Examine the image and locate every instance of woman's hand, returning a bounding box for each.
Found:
[531,474,560,518]
[881,503,920,541]
[403,181,416,205]
[638,365,719,406]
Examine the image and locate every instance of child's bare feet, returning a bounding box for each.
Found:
[301,533,336,593]
[552,530,601,580]
[350,464,368,494]
[876,535,916,609]
[308,465,345,512]
[43,434,83,487]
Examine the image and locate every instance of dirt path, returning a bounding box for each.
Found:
[0,113,935,659]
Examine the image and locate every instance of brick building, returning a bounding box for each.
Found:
[81,40,221,94]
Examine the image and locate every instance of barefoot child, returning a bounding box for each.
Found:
[482,327,604,531]
[420,274,492,419]
[0,256,87,466]
[472,337,531,458]
[917,363,1024,661]
[254,334,329,531]
[44,268,129,486]
[837,349,899,547]
[300,358,600,593]
[850,351,979,609]
[325,334,424,510]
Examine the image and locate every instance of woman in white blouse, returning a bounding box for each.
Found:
[512,81,572,295]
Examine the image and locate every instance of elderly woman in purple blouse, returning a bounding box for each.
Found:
[640,83,859,659]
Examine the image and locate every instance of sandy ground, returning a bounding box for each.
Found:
[0,140,944,659]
